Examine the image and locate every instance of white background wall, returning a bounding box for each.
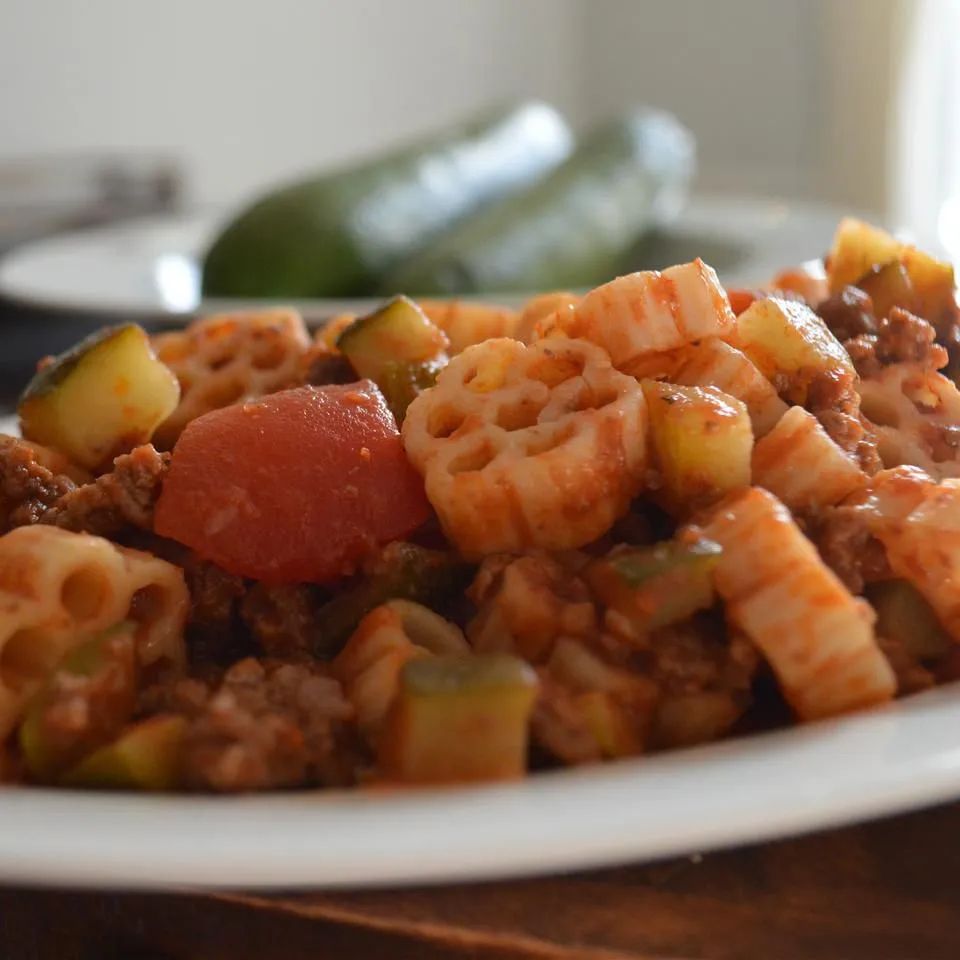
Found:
[0,0,906,214]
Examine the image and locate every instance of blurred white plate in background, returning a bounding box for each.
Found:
[0,195,846,319]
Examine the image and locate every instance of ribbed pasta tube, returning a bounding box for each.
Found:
[152,308,310,446]
[332,600,467,739]
[752,406,866,511]
[402,336,649,558]
[670,338,787,437]
[555,260,736,369]
[0,526,188,738]
[417,300,519,354]
[700,487,895,720]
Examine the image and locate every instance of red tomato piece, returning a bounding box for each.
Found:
[726,288,759,316]
[154,382,431,583]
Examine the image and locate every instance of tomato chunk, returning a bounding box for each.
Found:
[154,383,431,583]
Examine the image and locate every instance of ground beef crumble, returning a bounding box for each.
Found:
[844,307,948,378]
[0,435,76,531]
[817,286,877,341]
[240,582,325,660]
[38,444,169,536]
[139,658,358,791]
[804,375,882,474]
[810,505,892,595]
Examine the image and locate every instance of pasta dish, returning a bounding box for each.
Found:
[1,217,957,793]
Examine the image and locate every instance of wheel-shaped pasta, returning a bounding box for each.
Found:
[857,363,960,479]
[332,599,467,740]
[152,308,310,446]
[699,487,895,720]
[416,300,519,354]
[549,260,736,368]
[402,336,649,558]
[855,468,960,641]
[752,406,866,511]
[0,526,188,738]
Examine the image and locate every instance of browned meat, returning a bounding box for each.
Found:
[0,435,76,531]
[240,582,324,659]
[302,348,357,386]
[804,375,881,473]
[844,308,948,378]
[647,617,759,696]
[817,286,877,341]
[179,556,325,663]
[139,658,357,791]
[810,505,891,595]
[39,444,169,536]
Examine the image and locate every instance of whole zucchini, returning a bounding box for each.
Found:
[202,102,572,298]
[381,109,695,295]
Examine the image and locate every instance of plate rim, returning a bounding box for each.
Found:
[1,683,959,890]
[0,195,854,319]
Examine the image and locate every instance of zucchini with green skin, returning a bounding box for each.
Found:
[337,296,448,420]
[61,715,186,791]
[202,102,573,298]
[585,538,722,636]
[379,653,537,784]
[18,325,180,471]
[381,109,695,295]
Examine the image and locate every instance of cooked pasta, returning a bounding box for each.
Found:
[854,468,960,641]
[333,600,466,739]
[515,291,580,344]
[417,299,519,354]
[554,260,737,368]
[0,526,187,738]
[700,487,895,720]
[669,338,788,437]
[402,336,648,557]
[4,213,960,793]
[857,363,960,478]
[152,308,311,446]
[752,406,866,510]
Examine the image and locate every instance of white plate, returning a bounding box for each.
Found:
[0,196,847,319]
[1,686,960,890]
[1,403,958,890]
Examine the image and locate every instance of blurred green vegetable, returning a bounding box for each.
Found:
[381,109,695,295]
[202,102,572,298]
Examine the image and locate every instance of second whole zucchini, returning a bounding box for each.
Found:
[202,101,573,298]
[380,109,695,296]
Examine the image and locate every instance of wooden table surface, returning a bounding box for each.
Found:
[2,799,959,960]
